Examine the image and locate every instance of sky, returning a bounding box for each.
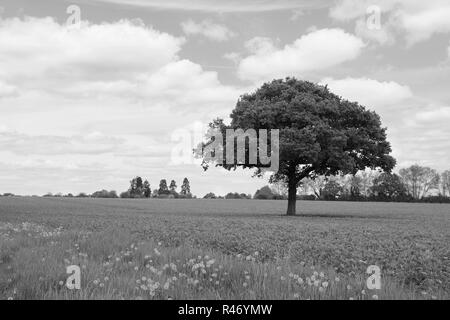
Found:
[0,0,449,196]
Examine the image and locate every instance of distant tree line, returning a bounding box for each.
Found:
[119,177,193,199]
[20,177,194,199]
[2,165,449,204]
[255,165,450,203]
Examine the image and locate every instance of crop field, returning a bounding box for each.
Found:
[0,197,448,300]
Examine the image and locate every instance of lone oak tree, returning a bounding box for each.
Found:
[198,78,396,215]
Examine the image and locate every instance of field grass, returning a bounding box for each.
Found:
[0,197,448,300]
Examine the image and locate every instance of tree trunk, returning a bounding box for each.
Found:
[286,178,297,216]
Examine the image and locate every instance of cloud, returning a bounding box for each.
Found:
[237,29,365,82]
[0,17,183,90]
[0,129,127,155]
[330,0,450,45]
[181,20,235,42]
[414,106,450,123]
[90,0,327,12]
[320,77,413,110]
[0,16,239,109]
[0,81,17,98]
[354,18,395,45]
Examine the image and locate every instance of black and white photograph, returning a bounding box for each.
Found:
[0,0,449,308]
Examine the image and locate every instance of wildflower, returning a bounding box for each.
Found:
[431,296,437,300]
[245,275,250,280]
[335,277,340,282]
[349,297,354,300]
[372,295,379,300]
[104,277,109,282]
[254,251,259,256]
[99,283,104,288]
[215,281,219,285]
[59,281,64,286]
[93,280,99,285]
[163,281,170,290]
[314,280,320,287]
[347,285,352,290]
[361,290,366,295]
[298,278,304,285]
[319,272,325,278]
[142,276,147,281]
[134,266,139,271]
[243,282,248,288]
[319,287,325,293]
[322,281,329,288]
[281,276,286,281]
[293,293,299,299]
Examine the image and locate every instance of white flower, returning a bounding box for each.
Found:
[372,295,379,300]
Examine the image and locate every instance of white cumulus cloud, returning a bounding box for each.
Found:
[320,77,413,109]
[237,29,365,82]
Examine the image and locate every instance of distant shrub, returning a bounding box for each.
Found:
[203,192,217,199]
[297,194,316,201]
[254,186,276,200]
[91,190,118,198]
[225,192,251,199]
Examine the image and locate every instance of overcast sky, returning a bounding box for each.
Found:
[0,0,449,196]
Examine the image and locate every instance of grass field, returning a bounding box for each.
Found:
[0,197,448,300]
